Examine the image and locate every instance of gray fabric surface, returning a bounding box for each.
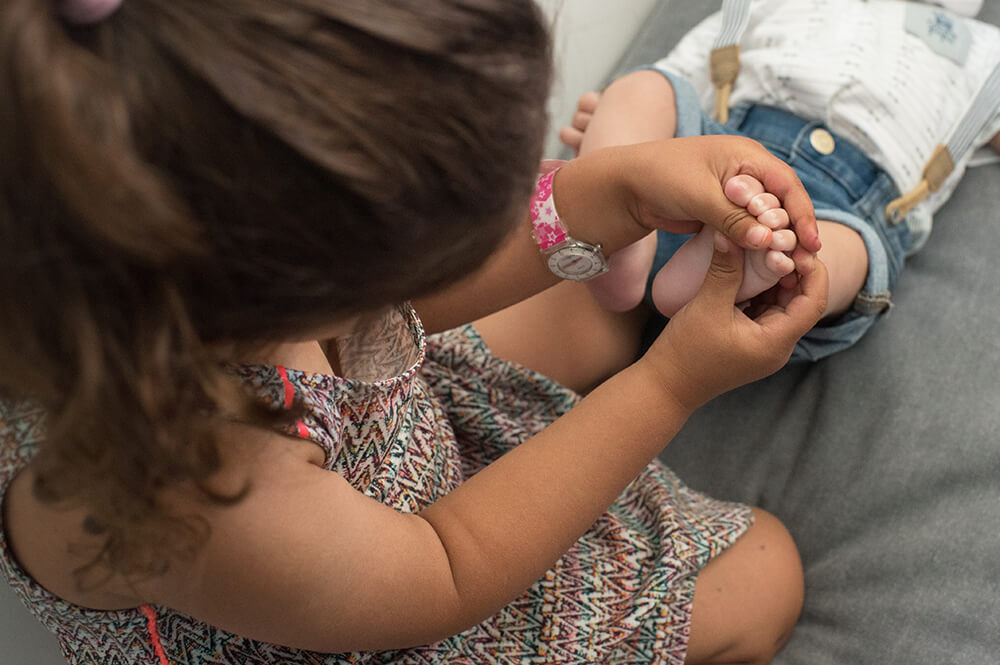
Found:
[625,2,1000,664]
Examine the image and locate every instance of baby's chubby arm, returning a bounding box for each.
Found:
[128,240,827,654]
[415,137,820,334]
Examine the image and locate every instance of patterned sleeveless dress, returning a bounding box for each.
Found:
[0,305,752,664]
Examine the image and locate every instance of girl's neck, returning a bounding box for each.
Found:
[227,313,365,376]
[231,339,343,377]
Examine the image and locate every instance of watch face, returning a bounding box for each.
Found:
[548,243,609,281]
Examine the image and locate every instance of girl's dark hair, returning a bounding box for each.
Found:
[0,0,551,578]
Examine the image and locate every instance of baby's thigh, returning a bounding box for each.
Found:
[684,508,804,665]
[581,69,680,149]
[472,281,648,394]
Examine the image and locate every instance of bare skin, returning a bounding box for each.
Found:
[651,176,797,317]
[4,144,825,663]
[562,70,867,320]
[685,508,804,665]
[6,245,818,664]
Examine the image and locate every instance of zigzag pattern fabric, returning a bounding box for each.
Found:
[0,305,752,664]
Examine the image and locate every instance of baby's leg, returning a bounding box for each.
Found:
[561,70,680,312]
[812,220,868,318]
[651,175,796,317]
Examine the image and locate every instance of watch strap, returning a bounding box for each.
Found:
[530,164,569,251]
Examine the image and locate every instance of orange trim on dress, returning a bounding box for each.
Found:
[276,366,295,409]
[140,605,170,665]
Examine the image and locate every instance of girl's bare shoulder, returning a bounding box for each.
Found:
[2,420,325,612]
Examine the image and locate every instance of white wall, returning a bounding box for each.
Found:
[536,0,658,156]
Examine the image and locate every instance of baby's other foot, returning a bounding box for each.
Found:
[558,92,601,156]
[586,232,658,312]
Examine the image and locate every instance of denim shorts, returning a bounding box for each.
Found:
[646,68,913,362]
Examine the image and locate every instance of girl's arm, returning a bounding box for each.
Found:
[415,137,820,334]
[7,237,826,653]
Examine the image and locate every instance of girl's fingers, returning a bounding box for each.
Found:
[693,233,747,311]
[758,257,830,344]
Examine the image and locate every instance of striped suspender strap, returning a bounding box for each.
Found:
[710,2,1000,225]
[885,58,1000,224]
[711,0,751,123]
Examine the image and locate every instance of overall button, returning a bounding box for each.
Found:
[810,128,836,155]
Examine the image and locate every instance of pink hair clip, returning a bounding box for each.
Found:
[58,0,124,25]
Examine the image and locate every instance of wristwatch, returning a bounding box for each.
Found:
[530,167,609,281]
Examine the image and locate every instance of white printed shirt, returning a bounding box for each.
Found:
[653,0,1000,247]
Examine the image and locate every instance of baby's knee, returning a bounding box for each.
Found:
[601,69,676,107]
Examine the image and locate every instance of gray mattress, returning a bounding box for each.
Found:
[616,2,1000,664]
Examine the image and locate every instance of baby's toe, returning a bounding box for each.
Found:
[577,91,601,114]
[768,229,797,252]
[763,249,796,278]
[747,192,781,217]
[559,126,584,152]
[757,206,789,230]
[737,248,794,302]
[724,174,765,207]
[571,110,593,132]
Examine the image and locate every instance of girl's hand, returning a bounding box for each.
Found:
[625,136,822,257]
[551,136,821,282]
[417,135,820,334]
[641,233,829,411]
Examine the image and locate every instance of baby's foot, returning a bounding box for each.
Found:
[558,92,601,156]
[650,174,796,317]
[723,175,796,302]
[586,232,658,312]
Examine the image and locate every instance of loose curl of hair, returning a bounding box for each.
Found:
[0,0,551,581]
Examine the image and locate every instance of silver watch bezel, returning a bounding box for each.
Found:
[545,239,609,281]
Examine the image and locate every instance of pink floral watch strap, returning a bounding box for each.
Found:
[530,162,568,251]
